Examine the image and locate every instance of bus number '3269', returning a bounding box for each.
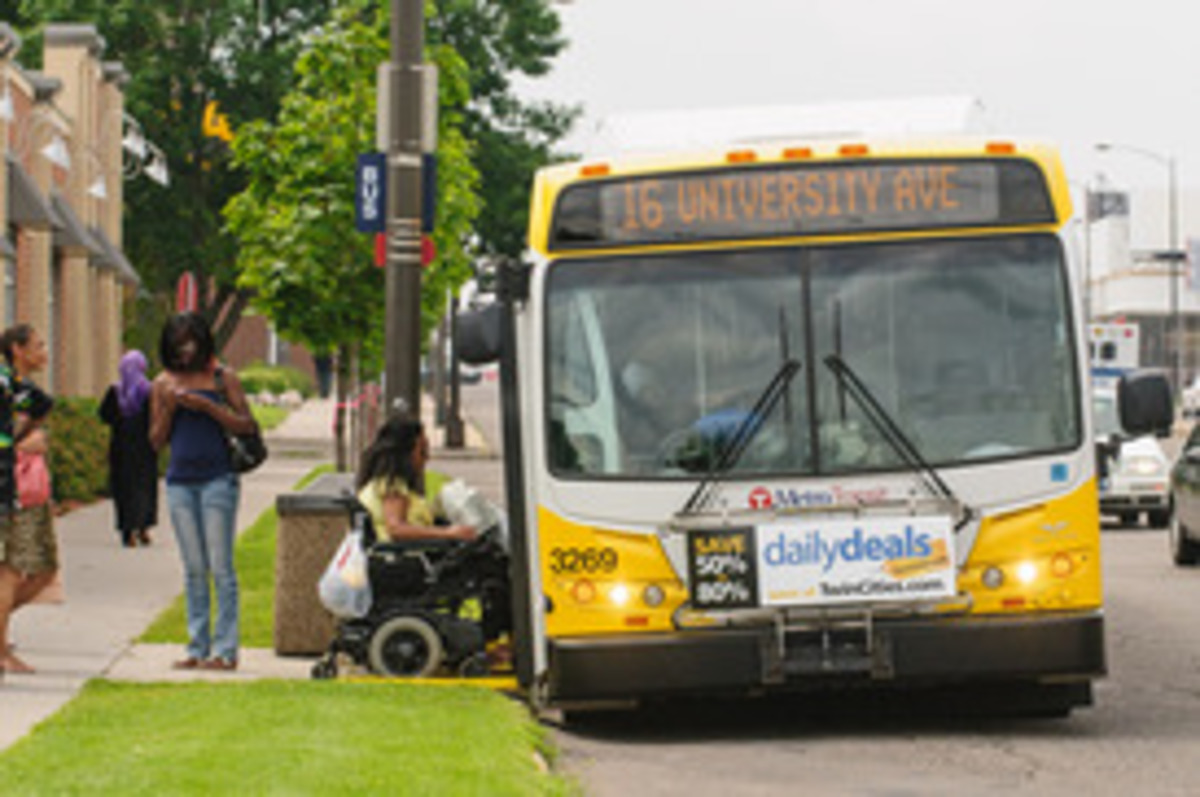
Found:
[549,547,619,574]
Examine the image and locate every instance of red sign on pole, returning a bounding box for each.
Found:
[373,234,435,267]
[421,234,436,267]
[374,233,387,267]
[176,271,199,312]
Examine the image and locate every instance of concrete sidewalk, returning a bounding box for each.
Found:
[0,396,499,752]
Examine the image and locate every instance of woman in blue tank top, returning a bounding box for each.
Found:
[149,313,257,671]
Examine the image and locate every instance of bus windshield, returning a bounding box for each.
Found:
[546,233,1080,479]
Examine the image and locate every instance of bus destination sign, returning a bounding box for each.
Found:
[551,159,1055,249]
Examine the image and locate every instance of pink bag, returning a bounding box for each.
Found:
[16,450,51,508]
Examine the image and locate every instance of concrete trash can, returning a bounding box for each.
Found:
[274,472,356,655]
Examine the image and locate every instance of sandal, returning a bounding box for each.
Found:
[200,657,238,672]
[2,654,35,674]
[172,657,203,670]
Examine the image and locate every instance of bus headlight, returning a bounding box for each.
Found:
[981,566,1005,589]
[1015,561,1038,584]
[608,583,631,607]
[642,583,666,608]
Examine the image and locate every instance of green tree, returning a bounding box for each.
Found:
[431,0,579,257]
[225,1,479,376]
[19,0,338,351]
[0,2,33,27]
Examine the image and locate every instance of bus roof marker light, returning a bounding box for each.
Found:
[579,163,610,178]
[726,150,757,164]
[839,144,870,157]
[783,147,814,160]
[986,141,1017,155]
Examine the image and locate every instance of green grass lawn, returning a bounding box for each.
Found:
[11,464,571,795]
[251,404,291,431]
[0,680,568,796]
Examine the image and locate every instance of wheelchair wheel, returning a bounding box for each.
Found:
[457,653,490,679]
[367,616,444,678]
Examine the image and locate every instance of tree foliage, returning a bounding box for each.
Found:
[0,1,32,27]
[18,0,338,351]
[430,0,578,257]
[17,0,574,360]
[225,1,479,373]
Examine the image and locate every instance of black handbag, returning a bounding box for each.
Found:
[214,367,268,473]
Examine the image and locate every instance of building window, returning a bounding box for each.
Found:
[48,254,62,394]
[4,258,14,328]
[5,224,16,327]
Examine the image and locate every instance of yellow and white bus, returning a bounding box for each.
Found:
[463,131,1171,715]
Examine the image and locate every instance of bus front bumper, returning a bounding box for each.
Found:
[547,612,1104,702]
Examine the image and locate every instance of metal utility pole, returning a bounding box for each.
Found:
[1097,142,1183,392]
[383,0,424,418]
[1168,155,1182,391]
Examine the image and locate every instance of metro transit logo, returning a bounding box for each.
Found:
[748,487,772,509]
[747,485,890,510]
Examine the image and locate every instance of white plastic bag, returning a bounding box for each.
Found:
[317,530,372,619]
[433,479,508,549]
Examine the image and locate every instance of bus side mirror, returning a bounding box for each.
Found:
[1118,370,1173,438]
[457,303,502,365]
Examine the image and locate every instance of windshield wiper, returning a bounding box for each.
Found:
[680,358,802,517]
[823,355,974,531]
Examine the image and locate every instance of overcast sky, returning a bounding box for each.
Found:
[515,0,1200,247]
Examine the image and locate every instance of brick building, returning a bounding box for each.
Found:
[221,311,322,391]
[0,22,141,397]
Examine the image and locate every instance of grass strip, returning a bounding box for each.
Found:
[250,404,291,431]
[0,680,569,796]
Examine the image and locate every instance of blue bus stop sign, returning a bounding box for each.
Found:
[355,152,387,233]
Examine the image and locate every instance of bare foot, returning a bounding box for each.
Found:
[2,653,34,674]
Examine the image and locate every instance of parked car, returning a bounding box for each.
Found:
[1170,424,1200,564]
[1093,389,1172,527]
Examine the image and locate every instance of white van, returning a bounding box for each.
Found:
[1093,388,1171,527]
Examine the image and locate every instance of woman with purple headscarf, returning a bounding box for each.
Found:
[99,350,159,547]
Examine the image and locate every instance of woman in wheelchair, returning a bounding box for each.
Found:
[356,415,477,544]
[312,415,510,680]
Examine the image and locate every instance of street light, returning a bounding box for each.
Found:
[1096,142,1181,392]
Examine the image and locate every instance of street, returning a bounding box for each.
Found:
[455,381,1200,796]
[549,524,1200,796]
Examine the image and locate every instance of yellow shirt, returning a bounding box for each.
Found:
[357,477,434,539]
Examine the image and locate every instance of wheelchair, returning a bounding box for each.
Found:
[311,494,511,680]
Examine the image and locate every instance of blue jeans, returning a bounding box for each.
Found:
[167,474,240,661]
